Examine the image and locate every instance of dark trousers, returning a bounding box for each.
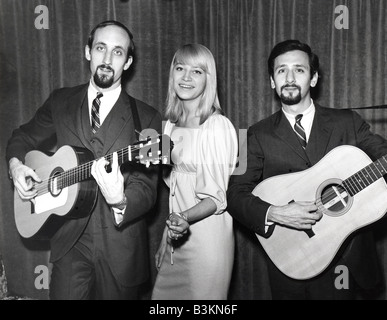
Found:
[49,216,140,300]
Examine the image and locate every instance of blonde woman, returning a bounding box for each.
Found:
[152,44,238,300]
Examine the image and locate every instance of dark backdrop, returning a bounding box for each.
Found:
[0,0,386,300]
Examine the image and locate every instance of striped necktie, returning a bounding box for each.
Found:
[294,114,307,149]
[91,92,103,134]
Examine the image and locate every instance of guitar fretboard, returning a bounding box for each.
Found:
[57,146,136,189]
[30,134,172,200]
[342,155,387,196]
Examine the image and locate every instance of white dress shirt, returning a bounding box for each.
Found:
[282,100,316,142]
[88,81,121,126]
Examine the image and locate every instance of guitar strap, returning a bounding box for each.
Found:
[128,96,142,137]
[347,104,387,110]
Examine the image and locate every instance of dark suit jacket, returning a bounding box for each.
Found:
[6,83,162,287]
[227,104,387,289]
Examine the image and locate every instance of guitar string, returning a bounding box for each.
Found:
[31,168,363,201]
[32,145,145,196]
[317,163,382,205]
[32,141,161,196]
[318,184,347,205]
[30,171,364,202]
[315,160,385,206]
[32,143,149,189]
[32,145,384,201]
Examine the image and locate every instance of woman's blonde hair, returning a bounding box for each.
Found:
[164,44,223,124]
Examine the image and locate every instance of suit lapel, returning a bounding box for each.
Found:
[305,105,334,165]
[102,91,135,155]
[61,84,91,149]
[273,111,310,162]
[64,86,136,155]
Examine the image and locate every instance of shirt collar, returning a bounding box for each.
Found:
[282,99,315,119]
[88,80,122,99]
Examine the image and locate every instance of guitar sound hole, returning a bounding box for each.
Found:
[316,178,353,217]
[49,167,64,197]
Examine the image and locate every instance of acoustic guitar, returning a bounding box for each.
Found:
[253,145,387,280]
[14,134,172,239]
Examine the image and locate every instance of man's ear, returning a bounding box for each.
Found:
[123,56,133,71]
[85,45,91,61]
[270,76,276,89]
[311,72,319,87]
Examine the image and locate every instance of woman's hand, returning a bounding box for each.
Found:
[166,212,189,240]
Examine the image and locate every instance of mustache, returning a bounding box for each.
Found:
[281,84,301,91]
[97,64,114,72]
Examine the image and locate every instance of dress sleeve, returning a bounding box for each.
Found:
[195,114,238,214]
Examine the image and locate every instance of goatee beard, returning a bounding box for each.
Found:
[280,85,302,105]
[94,65,114,89]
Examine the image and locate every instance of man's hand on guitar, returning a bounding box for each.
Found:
[91,152,125,205]
[9,157,42,200]
[267,201,322,230]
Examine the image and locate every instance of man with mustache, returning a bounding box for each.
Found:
[6,20,161,299]
[227,39,387,299]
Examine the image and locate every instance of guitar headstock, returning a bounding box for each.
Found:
[134,134,173,167]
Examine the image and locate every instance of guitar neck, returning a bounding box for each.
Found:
[343,154,387,196]
[58,145,137,189]
[49,134,170,191]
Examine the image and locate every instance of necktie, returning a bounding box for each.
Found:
[91,92,103,134]
[294,114,307,149]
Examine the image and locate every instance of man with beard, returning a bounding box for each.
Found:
[227,39,387,299]
[6,20,161,299]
